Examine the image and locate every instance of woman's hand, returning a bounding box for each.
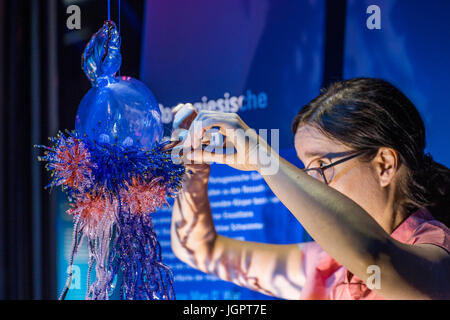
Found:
[170,103,211,177]
[170,104,216,269]
[179,108,275,173]
[170,104,308,299]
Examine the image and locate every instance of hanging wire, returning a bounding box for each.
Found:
[107,0,121,76]
[118,0,121,76]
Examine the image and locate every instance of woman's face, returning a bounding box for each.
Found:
[294,124,385,221]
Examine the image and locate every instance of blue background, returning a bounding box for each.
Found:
[344,0,450,166]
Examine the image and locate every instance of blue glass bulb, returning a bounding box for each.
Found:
[75,21,163,150]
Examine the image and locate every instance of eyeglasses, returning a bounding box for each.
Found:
[302,151,364,185]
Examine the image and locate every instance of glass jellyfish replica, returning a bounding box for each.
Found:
[36,21,184,300]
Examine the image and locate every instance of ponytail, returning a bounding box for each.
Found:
[411,153,450,227]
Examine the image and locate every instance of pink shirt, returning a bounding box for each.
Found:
[299,207,450,300]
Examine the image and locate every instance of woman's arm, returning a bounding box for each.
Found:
[170,104,307,299]
[183,110,450,299]
[261,156,450,299]
[170,163,307,299]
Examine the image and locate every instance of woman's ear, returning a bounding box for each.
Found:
[373,147,399,187]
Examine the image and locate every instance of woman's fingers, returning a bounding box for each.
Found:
[183,111,241,150]
[172,103,197,130]
[170,103,197,144]
[178,111,265,171]
[186,148,236,166]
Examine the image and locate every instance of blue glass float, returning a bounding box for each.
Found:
[35,20,183,300]
[75,20,163,150]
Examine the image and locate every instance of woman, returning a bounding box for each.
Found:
[169,78,450,300]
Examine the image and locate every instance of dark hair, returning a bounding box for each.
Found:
[292,78,450,227]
